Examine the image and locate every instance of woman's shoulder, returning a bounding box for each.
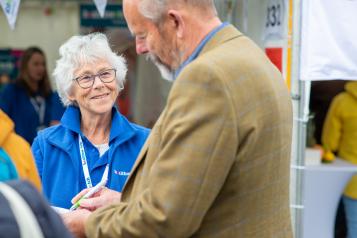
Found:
[1,83,23,95]
[126,121,150,142]
[113,109,150,138]
[0,83,25,112]
[36,124,66,141]
[130,122,150,134]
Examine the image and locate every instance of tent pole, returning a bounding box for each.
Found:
[289,0,311,237]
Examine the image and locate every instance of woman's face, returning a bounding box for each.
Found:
[27,52,46,82]
[68,60,119,117]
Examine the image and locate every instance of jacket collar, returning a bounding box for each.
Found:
[47,106,137,151]
[174,22,230,78]
[200,25,243,56]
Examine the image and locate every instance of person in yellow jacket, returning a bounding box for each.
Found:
[0,109,41,190]
[322,81,357,238]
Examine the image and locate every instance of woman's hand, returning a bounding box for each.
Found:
[71,187,122,211]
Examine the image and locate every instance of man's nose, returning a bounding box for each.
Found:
[136,38,149,55]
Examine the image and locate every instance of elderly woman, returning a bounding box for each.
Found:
[32,33,149,209]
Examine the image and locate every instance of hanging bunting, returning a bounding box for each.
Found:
[0,0,21,30]
[93,0,107,18]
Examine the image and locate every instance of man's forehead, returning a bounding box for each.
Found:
[123,0,143,31]
[124,5,155,37]
[122,0,139,13]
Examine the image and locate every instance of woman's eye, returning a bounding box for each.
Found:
[81,76,92,81]
[100,72,110,77]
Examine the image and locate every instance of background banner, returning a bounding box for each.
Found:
[300,0,357,81]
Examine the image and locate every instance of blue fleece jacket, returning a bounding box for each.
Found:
[32,106,149,208]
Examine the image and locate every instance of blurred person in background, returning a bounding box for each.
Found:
[0,109,41,189]
[0,47,65,144]
[322,81,357,238]
[309,80,348,145]
[31,33,149,209]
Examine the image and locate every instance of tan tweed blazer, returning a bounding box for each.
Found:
[86,25,293,238]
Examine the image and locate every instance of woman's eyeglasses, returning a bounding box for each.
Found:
[74,68,116,89]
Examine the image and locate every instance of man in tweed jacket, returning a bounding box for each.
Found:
[63,0,293,237]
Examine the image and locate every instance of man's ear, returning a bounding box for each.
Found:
[167,10,185,38]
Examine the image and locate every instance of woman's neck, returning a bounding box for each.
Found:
[26,79,38,92]
[80,111,112,145]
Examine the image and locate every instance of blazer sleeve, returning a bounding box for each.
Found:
[322,95,343,152]
[85,62,239,237]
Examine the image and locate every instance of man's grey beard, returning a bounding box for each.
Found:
[146,54,175,82]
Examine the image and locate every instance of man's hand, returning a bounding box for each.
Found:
[71,187,122,211]
[62,209,91,238]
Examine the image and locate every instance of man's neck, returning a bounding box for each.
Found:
[182,17,222,62]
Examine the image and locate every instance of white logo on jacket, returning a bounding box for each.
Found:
[114,170,130,176]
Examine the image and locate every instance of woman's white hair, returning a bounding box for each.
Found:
[139,0,217,24]
[53,32,127,106]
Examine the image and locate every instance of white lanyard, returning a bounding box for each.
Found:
[78,135,109,188]
[30,96,46,126]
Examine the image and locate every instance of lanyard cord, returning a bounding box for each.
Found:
[78,135,109,188]
[29,96,46,125]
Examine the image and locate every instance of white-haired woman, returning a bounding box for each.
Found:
[31,33,149,209]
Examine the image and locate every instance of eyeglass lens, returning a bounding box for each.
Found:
[76,69,116,88]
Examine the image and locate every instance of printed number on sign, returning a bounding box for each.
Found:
[266,3,281,27]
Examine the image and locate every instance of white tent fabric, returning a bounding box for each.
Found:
[300,0,357,81]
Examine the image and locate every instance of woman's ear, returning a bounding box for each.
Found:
[167,10,185,38]
[66,87,76,102]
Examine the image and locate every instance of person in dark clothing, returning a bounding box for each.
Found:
[0,180,73,238]
[0,47,65,144]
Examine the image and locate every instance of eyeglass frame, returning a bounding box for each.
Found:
[73,68,117,89]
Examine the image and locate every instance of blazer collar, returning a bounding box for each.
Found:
[200,25,243,56]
